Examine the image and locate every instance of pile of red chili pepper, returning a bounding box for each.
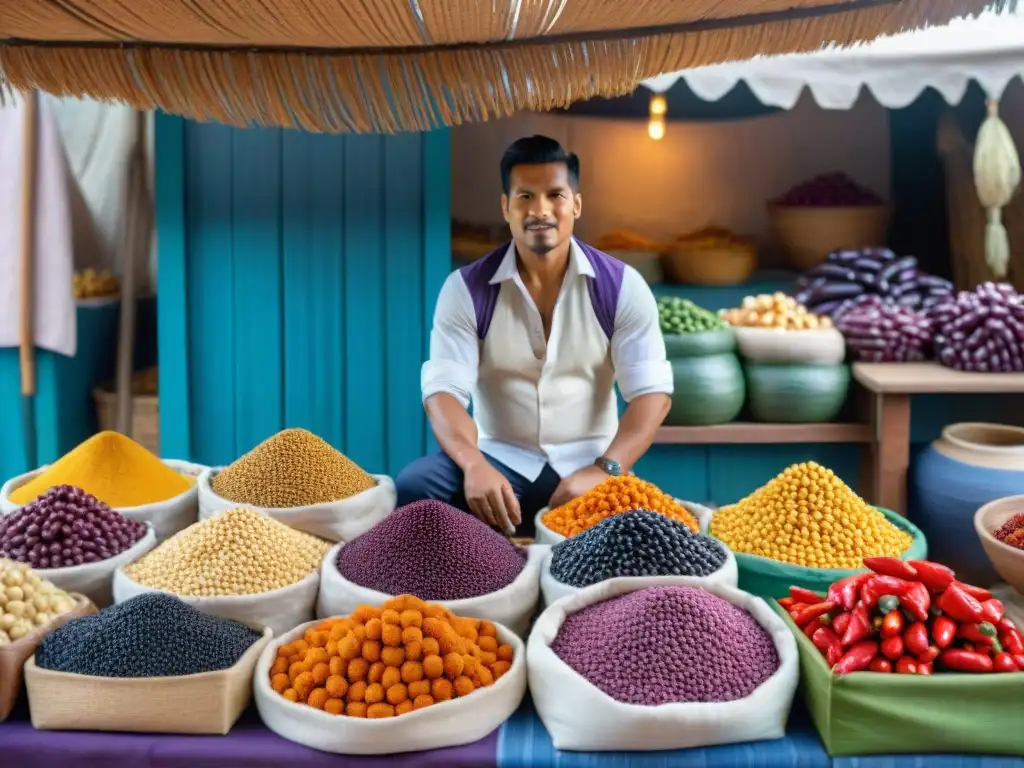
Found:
[994,513,1024,550]
[780,557,1024,675]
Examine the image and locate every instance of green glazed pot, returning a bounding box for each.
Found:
[664,329,745,426]
[744,362,850,423]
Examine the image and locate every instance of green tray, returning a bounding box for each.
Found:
[774,603,1024,756]
[710,507,927,599]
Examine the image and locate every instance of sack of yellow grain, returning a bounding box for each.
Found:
[197,429,396,543]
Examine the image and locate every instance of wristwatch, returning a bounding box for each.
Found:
[594,456,622,477]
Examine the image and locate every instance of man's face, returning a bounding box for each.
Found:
[501,163,581,256]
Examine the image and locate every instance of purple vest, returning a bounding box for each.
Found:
[458,240,625,340]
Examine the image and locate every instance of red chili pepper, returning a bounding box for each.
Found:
[881,610,904,638]
[812,627,843,666]
[789,586,824,604]
[953,581,992,602]
[936,583,985,623]
[939,648,994,673]
[894,656,918,674]
[788,603,809,616]
[903,622,930,657]
[999,625,1024,656]
[980,599,1005,624]
[963,642,976,653]
[833,641,879,675]
[900,582,931,623]
[958,622,998,647]
[841,602,872,647]
[792,601,837,628]
[832,611,851,637]
[804,617,826,638]
[860,575,909,608]
[931,616,957,649]
[881,635,904,661]
[778,596,796,609]
[1013,654,1024,670]
[917,661,933,675]
[869,657,892,673]
[917,645,940,664]
[993,652,1018,673]
[828,573,872,611]
[908,561,955,593]
[862,557,918,580]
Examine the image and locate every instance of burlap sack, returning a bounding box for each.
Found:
[0,593,96,721]
[24,626,272,733]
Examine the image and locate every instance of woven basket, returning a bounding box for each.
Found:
[768,204,890,271]
[604,249,664,285]
[937,111,1024,291]
[663,242,757,285]
[93,387,159,456]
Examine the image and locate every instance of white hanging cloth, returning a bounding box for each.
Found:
[0,94,76,357]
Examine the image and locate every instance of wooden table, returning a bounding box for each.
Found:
[853,362,1024,514]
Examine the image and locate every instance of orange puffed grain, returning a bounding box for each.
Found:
[408,680,431,698]
[542,475,698,536]
[453,676,475,696]
[382,666,402,689]
[271,657,288,675]
[422,637,440,656]
[413,694,434,710]
[271,673,289,693]
[386,683,409,705]
[381,624,403,648]
[497,644,514,662]
[477,667,495,687]
[404,641,423,661]
[283,688,299,702]
[381,646,406,667]
[400,609,422,629]
[288,660,308,680]
[351,606,381,623]
[422,617,444,639]
[491,661,511,679]
[326,675,348,698]
[432,678,454,701]
[423,654,444,679]
[368,661,386,683]
[324,698,344,715]
[395,699,414,715]
[368,703,395,719]
[311,662,330,684]
[294,672,315,700]
[402,626,423,645]
[381,609,401,626]
[365,618,383,641]
[363,682,383,703]
[347,701,368,717]
[348,658,369,681]
[361,640,382,663]
[307,688,331,710]
[338,635,360,660]
[401,661,424,684]
[348,681,367,702]
[329,656,345,676]
[478,622,497,639]
[477,636,498,653]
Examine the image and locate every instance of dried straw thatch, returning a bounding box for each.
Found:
[0,0,1005,133]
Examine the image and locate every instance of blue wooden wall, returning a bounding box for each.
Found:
[155,114,451,473]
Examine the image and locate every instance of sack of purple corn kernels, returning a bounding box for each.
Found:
[317,501,544,636]
[527,578,798,751]
[931,282,1024,372]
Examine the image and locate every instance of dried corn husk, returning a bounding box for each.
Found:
[973,99,1022,277]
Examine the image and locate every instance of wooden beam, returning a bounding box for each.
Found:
[854,362,1024,394]
[655,423,871,444]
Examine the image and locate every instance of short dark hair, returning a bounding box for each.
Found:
[500,135,580,195]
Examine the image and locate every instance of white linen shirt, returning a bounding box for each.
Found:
[421,238,672,481]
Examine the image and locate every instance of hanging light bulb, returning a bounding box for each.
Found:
[648,115,665,141]
[648,93,667,140]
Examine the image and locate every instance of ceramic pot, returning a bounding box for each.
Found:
[744,363,850,423]
[663,330,745,426]
[913,423,1024,586]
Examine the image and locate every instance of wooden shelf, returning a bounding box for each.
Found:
[853,362,1024,394]
[655,423,870,444]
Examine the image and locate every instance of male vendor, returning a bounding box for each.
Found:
[395,135,672,535]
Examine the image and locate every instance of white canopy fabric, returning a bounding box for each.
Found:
[642,10,1024,110]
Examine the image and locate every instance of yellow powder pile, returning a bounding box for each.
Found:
[10,431,192,508]
[211,428,376,508]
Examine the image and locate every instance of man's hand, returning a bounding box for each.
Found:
[464,460,521,534]
[548,465,609,509]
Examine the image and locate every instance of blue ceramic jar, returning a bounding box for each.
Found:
[912,423,1024,586]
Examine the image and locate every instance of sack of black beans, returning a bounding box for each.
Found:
[316,542,546,637]
[254,617,527,754]
[539,511,738,605]
[112,569,320,638]
[2,460,203,544]
[528,577,798,751]
[197,468,396,543]
[534,499,714,546]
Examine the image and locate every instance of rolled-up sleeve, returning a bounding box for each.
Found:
[421,272,479,409]
[612,266,673,402]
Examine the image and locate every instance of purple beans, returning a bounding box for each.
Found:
[772,172,883,206]
[836,295,934,362]
[930,282,1024,372]
[0,485,147,569]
